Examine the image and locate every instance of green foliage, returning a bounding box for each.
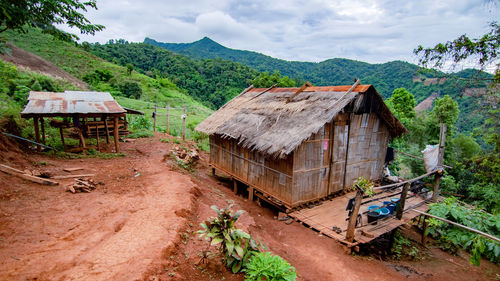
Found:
[127,129,154,139]
[198,205,260,273]
[453,134,480,159]
[118,81,142,99]
[82,69,113,85]
[0,0,104,43]
[129,116,152,130]
[244,252,297,281]
[386,88,416,127]
[432,95,459,131]
[354,176,374,197]
[391,232,420,260]
[427,197,500,265]
[250,71,298,88]
[126,63,133,75]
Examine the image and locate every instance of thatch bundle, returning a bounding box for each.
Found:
[196,85,406,159]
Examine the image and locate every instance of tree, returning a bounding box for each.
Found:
[126,63,134,76]
[386,88,416,126]
[0,0,104,42]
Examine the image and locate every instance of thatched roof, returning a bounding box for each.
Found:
[196,84,406,158]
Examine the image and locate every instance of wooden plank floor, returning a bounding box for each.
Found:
[288,188,430,246]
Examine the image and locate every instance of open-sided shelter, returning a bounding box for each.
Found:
[196,84,406,209]
[20,91,130,153]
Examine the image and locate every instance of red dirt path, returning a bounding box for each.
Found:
[0,134,497,280]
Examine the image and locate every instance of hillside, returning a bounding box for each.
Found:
[147,37,491,133]
[3,29,213,122]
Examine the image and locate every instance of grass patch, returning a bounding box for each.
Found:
[127,129,154,138]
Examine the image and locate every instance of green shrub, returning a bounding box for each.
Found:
[198,205,260,273]
[118,81,142,99]
[130,116,152,130]
[244,252,297,281]
[391,232,420,260]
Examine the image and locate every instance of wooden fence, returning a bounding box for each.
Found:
[151,104,187,140]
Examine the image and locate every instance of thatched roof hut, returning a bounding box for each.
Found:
[196,84,406,208]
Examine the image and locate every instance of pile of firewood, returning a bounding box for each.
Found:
[66,178,97,193]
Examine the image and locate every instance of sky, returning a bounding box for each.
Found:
[62,0,499,70]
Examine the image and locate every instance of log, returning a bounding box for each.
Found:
[52,174,95,179]
[63,167,84,172]
[0,164,59,186]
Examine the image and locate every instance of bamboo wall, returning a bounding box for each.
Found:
[209,135,294,205]
[209,112,389,208]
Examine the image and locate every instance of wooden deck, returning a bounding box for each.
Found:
[288,188,430,246]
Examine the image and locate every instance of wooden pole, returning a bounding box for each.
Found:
[113,116,119,153]
[396,183,410,220]
[78,128,86,155]
[33,117,41,152]
[153,105,157,132]
[182,105,186,141]
[104,117,110,144]
[95,123,100,151]
[346,189,363,242]
[40,117,46,144]
[166,103,170,135]
[414,210,500,243]
[432,123,446,202]
[248,187,254,201]
[421,215,429,246]
[59,127,66,150]
[233,178,238,194]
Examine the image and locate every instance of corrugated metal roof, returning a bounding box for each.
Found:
[21,91,126,116]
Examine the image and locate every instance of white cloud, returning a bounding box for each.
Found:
[59,0,499,67]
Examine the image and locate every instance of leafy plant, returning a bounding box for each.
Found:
[427,197,500,265]
[198,205,260,273]
[244,252,296,281]
[127,129,154,138]
[129,116,152,130]
[354,176,375,197]
[391,232,420,260]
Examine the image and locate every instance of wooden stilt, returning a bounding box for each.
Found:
[396,183,410,220]
[233,178,238,194]
[40,117,46,144]
[113,116,119,153]
[212,167,215,176]
[388,228,398,253]
[59,127,66,150]
[33,117,41,152]
[346,189,363,242]
[422,216,428,246]
[248,186,254,201]
[104,117,110,144]
[78,128,86,155]
[95,123,100,151]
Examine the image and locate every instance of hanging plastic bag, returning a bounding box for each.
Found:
[422,144,439,172]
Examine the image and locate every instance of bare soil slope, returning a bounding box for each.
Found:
[1,43,87,89]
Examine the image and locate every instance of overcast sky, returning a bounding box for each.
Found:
[63,0,499,70]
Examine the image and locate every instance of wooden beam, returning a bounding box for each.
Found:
[182,105,186,141]
[104,117,110,144]
[396,183,410,220]
[33,117,41,152]
[63,167,84,172]
[233,178,238,194]
[346,189,363,242]
[286,82,312,103]
[0,164,59,186]
[53,174,95,179]
[248,186,254,201]
[421,215,429,246]
[414,210,500,243]
[113,116,120,153]
[95,123,100,151]
[78,128,86,155]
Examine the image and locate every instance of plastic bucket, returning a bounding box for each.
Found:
[367,212,380,224]
[379,207,390,218]
[368,205,380,212]
[384,201,395,213]
[391,198,400,212]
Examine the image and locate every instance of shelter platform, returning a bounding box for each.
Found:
[288,188,429,246]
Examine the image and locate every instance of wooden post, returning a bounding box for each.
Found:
[95,123,100,151]
[59,127,66,150]
[182,105,186,140]
[212,167,215,176]
[346,189,363,242]
[421,215,428,246]
[233,178,238,194]
[113,116,119,153]
[248,187,254,201]
[33,117,41,152]
[432,123,446,202]
[40,117,46,144]
[78,128,86,155]
[153,105,157,132]
[104,117,110,144]
[166,103,170,135]
[396,183,410,220]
